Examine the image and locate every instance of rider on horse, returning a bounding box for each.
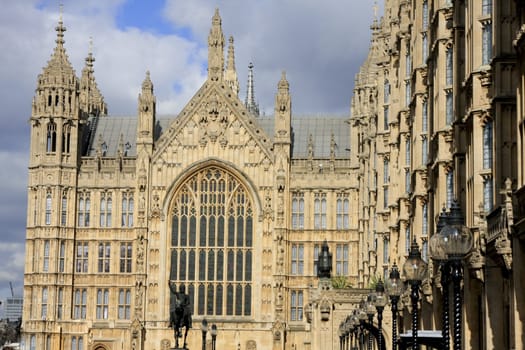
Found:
[169,283,192,349]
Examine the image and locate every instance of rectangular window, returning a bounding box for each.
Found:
[405,139,411,165]
[118,289,131,319]
[484,179,493,213]
[73,289,87,319]
[383,239,389,265]
[336,244,349,275]
[422,100,428,132]
[422,1,428,29]
[71,336,84,350]
[384,106,389,130]
[482,0,492,16]
[313,244,320,276]
[41,287,48,319]
[405,81,411,107]
[100,194,112,227]
[422,240,429,262]
[314,193,327,229]
[383,159,390,184]
[482,23,492,65]
[336,195,350,229]
[447,171,454,209]
[291,244,304,275]
[61,194,67,225]
[59,241,65,272]
[290,290,303,321]
[422,33,428,63]
[57,287,63,320]
[405,169,411,194]
[43,240,50,272]
[405,227,411,254]
[78,193,91,227]
[383,187,389,209]
[121,193,134,227]
[422,137,428,165]
[446,48,453,86]
[120,242,132,273]
[45,194,52,225]
[406,52,412,78]
[384,80,390,104]
[422,203,428,236]
[291,193,304,229]
[98,242,111,273]
[483,121,493,169]
[96,289,109,319]
[75,242,89,273]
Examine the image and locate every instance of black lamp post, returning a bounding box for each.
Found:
[403,239,428,350]
[357,302,367,349]
[210,324,217,350]
[429,207,451,350]
[366,294,376,350]
[201,318,208,350]
[440,201,473,350]
[386,263,403,350]
[375,279,388,350]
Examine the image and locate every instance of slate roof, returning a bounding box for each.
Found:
[85,114,350,160]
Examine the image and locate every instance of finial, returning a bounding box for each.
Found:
[59,3,64,22]
[245,62,259,116]
[55,4,66,46]
[89,36,93,54]
[278,71,289,92]
[373,1,378,19]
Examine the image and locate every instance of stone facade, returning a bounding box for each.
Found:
[22,9,364,350]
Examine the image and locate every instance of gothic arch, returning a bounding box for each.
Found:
[93,345,108,350]
[167,163,257,318]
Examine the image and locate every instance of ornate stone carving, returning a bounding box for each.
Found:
[198,94,230,146]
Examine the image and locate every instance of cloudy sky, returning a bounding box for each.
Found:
[0,0,380,315]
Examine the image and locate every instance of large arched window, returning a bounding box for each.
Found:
[170,167,253,317]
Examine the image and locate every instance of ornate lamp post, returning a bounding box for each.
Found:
[386,263,403,350]
[210,324,217,350]
[375,279,388,350]
[357,302,367,349]
[440,201,473,350]
[429,207,451,350]
[201,318,208,350]
[403,240,428,350]
[366,294,376,350]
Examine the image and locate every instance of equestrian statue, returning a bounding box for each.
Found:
[169,282,192,349]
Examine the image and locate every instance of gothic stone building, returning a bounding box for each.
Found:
[22,9,363,350]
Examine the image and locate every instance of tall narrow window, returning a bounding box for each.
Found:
[314,193,327,229]
[483,121,493,169]
[71,336,84,350]
[405,139,411,165]
[482,0,492,15]
[384,80,390,104]
[43,240,50,272]
[120,242,132,273]
[313,244,320,276]
[45,193,52,225]
[121,193,134,227]
[96,289,109,319]
[422,1,428,29]
[100,194,112,227]
[446,48,453,86]
[118,289,131,319]
[405,50,412,78]
[384,106,389,130]
[170,167,253,316]
[383,158,390,184]
[61,193,67,225]
[78,193,90,227]
[57,288,63,320]
[46,122,57,153]
[484,179,493,213]
[383,187,389,209]
[422,137,428,165]
[422,33,428,63]
[41,287,48,319]
[422,99,428,132]
[73,289,87,319]
[447,171,454,209]
[422,203,428,236]
[405,227,411,254]
[291,244,304,275]
[30,335,36,350]
[292,193,305,229]
[59,240,65,272]
[98,242,111,273]
[405,169,411,194]
[290,290,303,321]
[383,239,389,265]
[482,23,492,65]
[336,194,350,229]
[62,124,71,154]
[446,92,453,125]
[422,240,429,262]
[75,242,89,273]
[405,81,411,107]
[336,244,349,275]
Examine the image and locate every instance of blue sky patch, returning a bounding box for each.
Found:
[116,0,175,35]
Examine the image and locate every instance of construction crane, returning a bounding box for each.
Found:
[9,281,14,297]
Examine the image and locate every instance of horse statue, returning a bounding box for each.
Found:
[169,283,192,349]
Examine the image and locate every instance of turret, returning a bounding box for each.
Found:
[79,38,107,117]
[245,63,260,116]
[207,8,225,82]
[273,71,291,145]
[137,71,156,154]
[224,36,240,96]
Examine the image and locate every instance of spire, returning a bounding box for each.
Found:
[137,70,156,146]
[33,8,78,117]
[245,63,260,116]
[207,8,225,82]
[224,36,240,96]
[79,37,107,116]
